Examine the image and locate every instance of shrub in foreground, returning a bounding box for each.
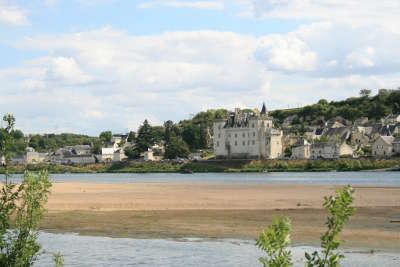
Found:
[257,185,355,267]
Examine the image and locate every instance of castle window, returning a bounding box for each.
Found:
[252,140,255,145]
[235,133,237,138]
[235,141,238,146]
[242,133,245,138]
[218,125,221,130]
[253,132,256,137]
[216,141,219,147]
[218,133,221,138]
[248,140,250,145]
[242,141,245,146]
[252,123,255,128]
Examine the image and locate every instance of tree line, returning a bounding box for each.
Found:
[270,88,400,126]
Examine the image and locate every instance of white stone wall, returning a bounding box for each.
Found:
[213,116,281,159]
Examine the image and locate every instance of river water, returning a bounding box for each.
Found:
[3,171,400,185]
[36,233,399,267]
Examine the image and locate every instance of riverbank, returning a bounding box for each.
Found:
[1,158,400,174]
[40,182,400,251]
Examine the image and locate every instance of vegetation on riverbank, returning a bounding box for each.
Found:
[1,158,399,174]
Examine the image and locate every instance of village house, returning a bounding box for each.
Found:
[113,148,127,162]
[372,136,395,158]
[383,114,400,124]
[213,104,283,159]
[26,147,48,164]
[291,139,311,159]
[101,147,115,162]
[310,142,353,159]
[354,117,369,126]
[323,127,352,143]
[350,127,371,147]
[392,137,400,156]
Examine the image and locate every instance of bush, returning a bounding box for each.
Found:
[257,186,355,267]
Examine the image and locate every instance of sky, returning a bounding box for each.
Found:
[1,0,400,135]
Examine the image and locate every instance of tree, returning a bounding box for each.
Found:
[135,120,154,153]
[257,217,292,267]
[284,147,292,158]
[257,186,355,267]
[124,146,140,159]
[99,131,112,144]
[164,136,190,159]
[127,131,136,143]
[359,89,371,98]
[0,114,55,266]
[91,140,102,155]
[151,126,165,144]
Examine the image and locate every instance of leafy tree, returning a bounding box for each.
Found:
[91,140,102,155]
[151,126,165,144]
[124,146,140,159]
[164,135,190,159]
[0,114,55,266]
[257,186,355,267]
[359,89,371,98]
[127,131,136,143]
[284,147,292,158]
[99,131,112,144]
[305,186,355,267]
[135,120,154,153]
[257,217,292,267]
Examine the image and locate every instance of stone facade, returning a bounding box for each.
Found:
[310,142,353,159]
[372,136,395,157]
[213,105,283,159]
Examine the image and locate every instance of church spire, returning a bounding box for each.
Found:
[261,102,267,115]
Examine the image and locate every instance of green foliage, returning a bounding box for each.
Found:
[0,171,52,266]
[284,147,292,158]
[256,217,292,267]
[91,140,102,155]
[151,126,165,144]
[164,135,190,159]
[270,88,400,124]
[305,186,355,267]
[0,114,61,266]
[53,252,64,267]
[256,186,355,267]
[124,146,140,159]
[28,133,98,153]
[127,131,136,143]
[135,120,154,153]
[99,131,112,144]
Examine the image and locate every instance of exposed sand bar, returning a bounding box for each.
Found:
[47,183,400,211]
[40,182,400,251]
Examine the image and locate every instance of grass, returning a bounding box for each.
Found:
[1,158,399,174]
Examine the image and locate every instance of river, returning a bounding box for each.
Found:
[3,171,400,185]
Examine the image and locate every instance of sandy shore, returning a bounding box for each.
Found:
[40,182,400,251]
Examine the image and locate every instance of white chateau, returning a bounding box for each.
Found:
[213,104,283,159]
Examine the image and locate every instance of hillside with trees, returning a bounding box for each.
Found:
[270,88,400,126]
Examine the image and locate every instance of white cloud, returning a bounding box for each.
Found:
[241,0,400,33]
[255,34,317,72]
[3,23,400,134]
[0,3,28,26]
[138,1,224,10]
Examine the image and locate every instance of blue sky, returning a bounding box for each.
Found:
[1,0,400,135]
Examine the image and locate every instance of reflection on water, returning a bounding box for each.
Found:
[3,171,400,186]
[36,232,400,267]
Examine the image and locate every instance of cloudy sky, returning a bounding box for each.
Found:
[1,0,400,135]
